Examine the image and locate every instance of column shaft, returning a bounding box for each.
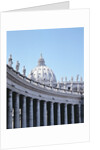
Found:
[81,104,84,123]
[28,98,33,127]
[36,100,40,126]
[14,93,20,128]
[7,89,12,129]
[57,103,61,125]
[71,104,74,124]
[43,101,47,126]
[21,96,26,128]
[50,102,54,125]
[64,103,68,124]
[78,104,81,123]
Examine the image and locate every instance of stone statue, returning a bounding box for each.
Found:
[16,61,20,72]
[76,74,79,81]
[61,77,63,83]
[65,77,67,82]
[71,76,73,82]
[70,83,73,92]
[8,54,13,67]
[22,66,26,76]
[57,82,60,88]
[30,70,33,79]
[80,76,83,82]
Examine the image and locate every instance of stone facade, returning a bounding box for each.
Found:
[7,55,84,129]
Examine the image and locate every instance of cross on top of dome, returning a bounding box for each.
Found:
[38,53,46,66]
[40,53,42,58]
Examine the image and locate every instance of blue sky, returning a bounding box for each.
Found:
[7,27,84,82]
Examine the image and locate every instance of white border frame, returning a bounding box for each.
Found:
[0,9,89,149]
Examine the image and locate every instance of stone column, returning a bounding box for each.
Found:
[81,104,84,123]
[14,93,20,128]
[71,104,74,124]
[64,103,68,124]
[78,104,81,123]
[21,96,26,128]
[36,100,40,126]
[50,102,54,125]
[57,103,61,125]
[28,98,33,127]
[7,89,12,129]
[43,101,47,126]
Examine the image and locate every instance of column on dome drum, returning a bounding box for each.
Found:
[13,92,20,128]
[40,100,47,126]
[47,102,54,126]
[81,104,84,123]
[26,97,33,127]
[74,104,79,123]
[20,95,27,128]
[7,89,13,129]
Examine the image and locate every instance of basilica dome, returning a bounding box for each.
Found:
[28,54,57,86]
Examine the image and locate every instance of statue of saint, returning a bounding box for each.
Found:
[16,61,20,72]
[8,54,13,67]
[76,74,79,81]
[22,66,26,76]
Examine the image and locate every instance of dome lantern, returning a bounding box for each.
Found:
[38,53,46,66]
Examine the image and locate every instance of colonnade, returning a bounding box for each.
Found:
[7,88,84,129]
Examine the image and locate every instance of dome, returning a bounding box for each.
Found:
[28,54,57,86]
